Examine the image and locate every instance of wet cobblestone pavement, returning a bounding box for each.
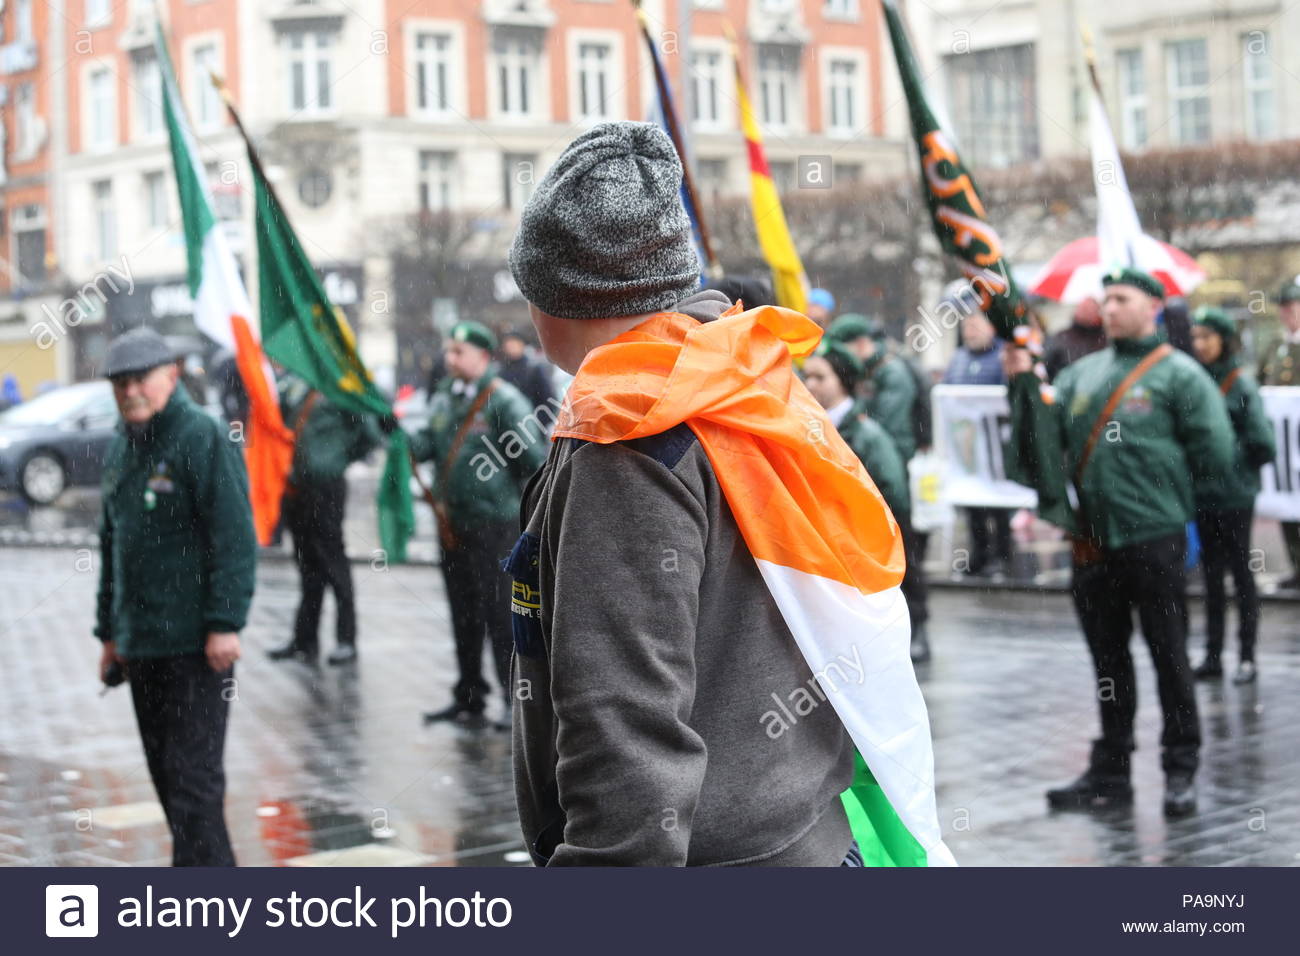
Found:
[1,546,1297,867]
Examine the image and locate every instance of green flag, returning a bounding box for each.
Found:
[881,0,1029,340]
[253,161,416,562]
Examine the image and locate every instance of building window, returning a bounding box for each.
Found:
[945,43,1039,168]
[419,150,456,211]
[15,83,38,157]
[493,30,541,118]
[414,31,453,116]
[16,0,34,45]
[768,160,795,194]
[134,54,163,140]
[286,30,335,115]
[16,227,46,285]
[1166,38,1210,145]
[1243,31,1275,141]
[576,42,612,121]
[823,0,858,18]
[93,180,116,261]
[192,43,222,129]
[143,171,167,230]
[833,162,862,185]
[87,66,117,152]
[85,0,111,27]
[690,48,724,128]
[502,152,537,211]
[826,58,857,134]
[206,162,241,221]
[697,157,729,204]
[1115,49,1147,150]
[757,45,799,129]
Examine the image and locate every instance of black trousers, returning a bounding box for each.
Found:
[1197,507,1259,662]
[1070,532,1200,777]
[440,520,515,711]
[965,507,1012,571]
[285,477,356,651]
[900,519,929,626]
[128,654,235,866]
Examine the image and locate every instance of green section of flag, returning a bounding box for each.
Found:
[840,751,928,867]
[881,0,1028,340]
[253,164,416,562]
[154,22,215,299]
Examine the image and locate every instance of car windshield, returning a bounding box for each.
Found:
[0,384,106,427]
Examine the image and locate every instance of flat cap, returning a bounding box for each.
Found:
[1102,266,1165,300]
[101,327,176,378]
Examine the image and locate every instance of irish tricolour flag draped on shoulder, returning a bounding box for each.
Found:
[155,23,293,544]
[552,303,955,867]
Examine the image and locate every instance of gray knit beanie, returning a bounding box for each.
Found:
[508,121,700,320]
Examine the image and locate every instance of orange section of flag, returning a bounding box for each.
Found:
[552,306,903,594]
[232,314,294,544]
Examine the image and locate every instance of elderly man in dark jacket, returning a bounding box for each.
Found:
[95,328,257,866]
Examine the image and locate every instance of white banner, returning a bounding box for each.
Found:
[932,384,1300,520]
[930,385,1036,509]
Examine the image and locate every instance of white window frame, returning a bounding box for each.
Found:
[143,170,168,230]
[283,28,336,117]
[186,36,225,131]
[15,82,38,158]
[16,0,34,45]
[822,48,866,136]
[1165,38,1210,146]
[1242,31,1276,141]
[92,179,116,262]
[688,39,732,132]
[502,152,538,211]
[1115,48,1147,150]
[408,20,466,120]
[132,53,164,142]
[489,28,546,122]
[568,29,624,124]
[84,63,117,153]
[757,44,802,132]
[85,0,112,28]
[418,150,457,212]
[823,0,859,20]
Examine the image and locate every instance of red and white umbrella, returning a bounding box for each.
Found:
[1028,235,1206,304]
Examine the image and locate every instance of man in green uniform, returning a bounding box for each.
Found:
[1190,307,1275,684]
[94,328,257,865]
[1257,277,1300,588]
[413,321,548,728]
[823,314,930,660]
[1006,267,1235,818]
[269,377,382,665]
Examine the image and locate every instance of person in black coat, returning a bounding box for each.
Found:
[498,330,556,413]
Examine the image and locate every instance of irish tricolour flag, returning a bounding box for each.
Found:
[553,303,955,866]
[155,24,293,543]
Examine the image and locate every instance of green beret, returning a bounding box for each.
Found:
[812,338,865,393]
[1102,266,1164,300]
[450,320,496,353]
[826,312,884,344]
[1193,305,1235,342]
[1278,277,1300,304]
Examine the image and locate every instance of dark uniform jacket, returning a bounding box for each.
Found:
[95,387,257,658]
[281,385,382,486]
[837,400,910,519]
[1195,356,1276,513]
[863,353,919,461]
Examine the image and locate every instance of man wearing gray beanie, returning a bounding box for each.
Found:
[503,122,861,867]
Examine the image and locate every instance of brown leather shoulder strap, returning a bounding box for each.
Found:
[435,380,498,499]
[1219,366,1243,397]
[1075,343,1172,484]
[292,390,321,440]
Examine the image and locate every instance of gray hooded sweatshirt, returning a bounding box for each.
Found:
[507,290,854,866]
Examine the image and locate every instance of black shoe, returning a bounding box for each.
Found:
[268,643,315,663]
[327,645,357,665]
[1046,770,1134,810]
[1193,657,1223,680]
[1163,775,1197,818]
[910,623,931,663]
[422,703,487,727]
[1232,660,1257,685]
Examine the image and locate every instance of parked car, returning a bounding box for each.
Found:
[0,382,119,505]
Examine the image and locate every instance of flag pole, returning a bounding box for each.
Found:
[631,1,722,279]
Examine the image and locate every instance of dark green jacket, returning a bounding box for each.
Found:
[1045,334,1235,549]
[1196,356,1276,512]
[411,367,548,532]
[864,353,918,461]
[1258,335,1300,386]
[837,400,910,518]
[282,385,382,486]
[95,387,257,658]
